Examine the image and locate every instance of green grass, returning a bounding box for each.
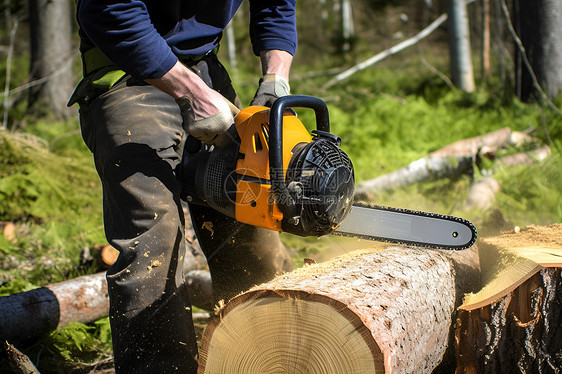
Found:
[0,120,104,289]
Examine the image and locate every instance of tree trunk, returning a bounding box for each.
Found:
[340,0,354,52]
[199,246,480,373]
[447,0,475,92]
[457,224,562,372]
[513,0,562,101]
[225,21,237,72]
[0,269,212,347]
[480,0,490,78]
[28,0,75,120]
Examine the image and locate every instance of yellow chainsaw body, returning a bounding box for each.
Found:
[233,106,312,231]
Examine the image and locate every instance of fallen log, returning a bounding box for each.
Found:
[199,246,480,373]
[456,224,562,372]
[354,128,541,200]
[428,127,530,159]
[0,269,212,347]
[0,272,107,347]
[355,155,474,200]
[463,177,500,211]
[323,13,448,89]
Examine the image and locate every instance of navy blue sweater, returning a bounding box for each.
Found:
[77,0,297,79]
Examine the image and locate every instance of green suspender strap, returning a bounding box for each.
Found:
[67,47,126,107]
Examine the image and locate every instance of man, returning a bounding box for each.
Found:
[69,1,297,372]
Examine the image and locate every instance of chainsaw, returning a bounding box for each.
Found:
[178,95,476,250]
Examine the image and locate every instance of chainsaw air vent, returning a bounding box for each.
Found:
[253,133,263,151]
[286,136,355,236]
[205,157,230,210]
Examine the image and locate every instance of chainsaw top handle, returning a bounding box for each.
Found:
[269,95,331,220]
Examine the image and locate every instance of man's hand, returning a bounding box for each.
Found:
[250,50,293,107]
[146,61,236,147]
[250,74,290,107]
[175,95,236,147]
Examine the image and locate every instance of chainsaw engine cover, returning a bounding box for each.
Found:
[284,132,355,236]
[178,96,355,239]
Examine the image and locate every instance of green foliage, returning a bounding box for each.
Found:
[0,277,36,296]
[0,129,99,222]
[21,319,113,374]
[0,121,104,286]
[495,150,562,226]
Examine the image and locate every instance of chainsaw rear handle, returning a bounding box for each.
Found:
[269,95,331,220]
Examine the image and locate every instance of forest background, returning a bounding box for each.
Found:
[0,0,561,372]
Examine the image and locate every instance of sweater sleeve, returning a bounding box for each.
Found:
[249,0,298,56]
[77,0,178,79]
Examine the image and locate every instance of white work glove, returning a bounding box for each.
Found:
[176,96,237,148]
[250,74,290,107]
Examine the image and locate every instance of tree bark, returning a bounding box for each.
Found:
[28,0,75,119]
[340,0,354,52]
[447,0,475,92]
[480,0,491,78]
[456,269,562,373]
[513,0,562,101]
[456,224,562,372]
[1,341,40,374]
[199,246,480,373]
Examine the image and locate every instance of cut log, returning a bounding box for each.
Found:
[463,177,500,211]
[1,222,17,242]
[456,224,562,372]
[0,269,212,347]
[199,246,480,373]
[460,224,562,310]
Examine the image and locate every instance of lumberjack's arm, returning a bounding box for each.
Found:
[250,50,293,107]
[259,49,293,80]
[145,61,230,121]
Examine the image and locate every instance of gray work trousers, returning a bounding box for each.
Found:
[78,54,292,373]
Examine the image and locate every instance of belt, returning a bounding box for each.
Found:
[80,47,126,91]
[82,47,116,75]
[82,45,220,76]
[69,45,219,107]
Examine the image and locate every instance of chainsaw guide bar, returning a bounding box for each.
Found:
[333,202,477,250]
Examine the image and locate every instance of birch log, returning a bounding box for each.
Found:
[0,269,212,347]
[0,272,107,347]
[199,246,480,374]
[354,128,536,199]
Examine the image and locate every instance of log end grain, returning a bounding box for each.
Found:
[199,290,384,374]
